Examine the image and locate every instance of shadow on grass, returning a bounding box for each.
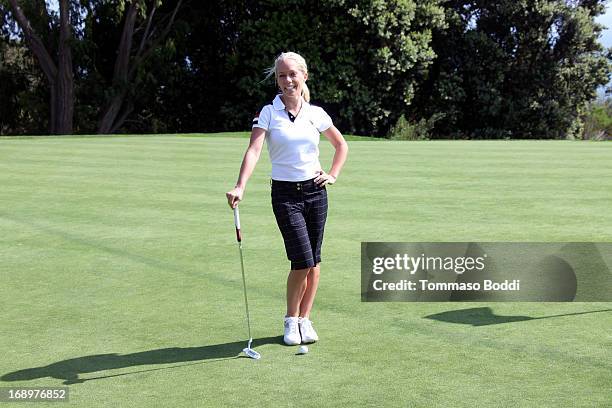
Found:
[1,336,282,385]
[425,307,612,326]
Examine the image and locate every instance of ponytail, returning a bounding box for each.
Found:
[302,82,310,102]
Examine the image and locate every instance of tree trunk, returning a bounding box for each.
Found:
[49,82,57,134]
[99,91,129,134]
[8,0,73,135]
[97,3,138,134]
[97,0,183,134]
[56,0,74,134]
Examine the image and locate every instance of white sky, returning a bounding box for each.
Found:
[596,3,612,48]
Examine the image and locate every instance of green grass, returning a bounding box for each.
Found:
[176,131,382,141]
[0,135,611,407]
[2,131,380,141]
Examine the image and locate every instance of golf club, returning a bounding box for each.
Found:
[233,206,261,360]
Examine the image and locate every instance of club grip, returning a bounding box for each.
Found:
[233,207,242,242]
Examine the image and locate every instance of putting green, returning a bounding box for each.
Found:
[0,135,610,407]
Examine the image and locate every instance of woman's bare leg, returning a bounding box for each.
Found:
[298,264,320,319]
[286,267,310,317]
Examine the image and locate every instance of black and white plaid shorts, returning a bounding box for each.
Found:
[271,178,328,270]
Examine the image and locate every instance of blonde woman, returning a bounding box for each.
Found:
[226,52,348,345]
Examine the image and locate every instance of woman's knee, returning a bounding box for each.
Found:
[290,267,311,278]
[309,264,320,277]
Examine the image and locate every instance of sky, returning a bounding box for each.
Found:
[595,3,612,48]
[593,4,611,96]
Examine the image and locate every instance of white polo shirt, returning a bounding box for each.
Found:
[253,95,333,182]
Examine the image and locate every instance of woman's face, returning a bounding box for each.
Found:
[276,58,308,99]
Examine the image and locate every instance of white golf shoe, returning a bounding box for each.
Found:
[298,317,318,344]
[283,317,301,345]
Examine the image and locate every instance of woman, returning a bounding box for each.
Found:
[226,52,348,346]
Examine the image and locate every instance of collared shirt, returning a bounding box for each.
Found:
[253,95,333,182]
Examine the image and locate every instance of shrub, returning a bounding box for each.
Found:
[581,100,612,141]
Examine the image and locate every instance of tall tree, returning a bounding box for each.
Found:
[193,0,446,136]
[6,0,73,134]
[414,0,611,139]
[2,0,185,135]
[97,0,184,133]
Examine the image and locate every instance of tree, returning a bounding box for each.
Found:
[414,0,611,139]
[170,0,446,136]
[5,0,73,134]
[4,0,607,138]
[1,0,185,135]
[0,38,46,134]
[97,0,184,134]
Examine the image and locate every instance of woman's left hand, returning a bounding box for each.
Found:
[314,170,336,187]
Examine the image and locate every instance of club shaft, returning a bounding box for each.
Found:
[238,241,252,340]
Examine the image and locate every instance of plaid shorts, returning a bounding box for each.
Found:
[271,178,328,270]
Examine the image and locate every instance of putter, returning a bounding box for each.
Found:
[233,206,261,360]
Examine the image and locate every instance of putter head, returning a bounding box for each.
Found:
[243,347,261,360]
[243,338,260,359]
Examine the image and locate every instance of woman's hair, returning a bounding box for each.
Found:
[264,52,310,102]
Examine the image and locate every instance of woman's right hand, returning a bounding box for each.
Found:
[226,186,244,209]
